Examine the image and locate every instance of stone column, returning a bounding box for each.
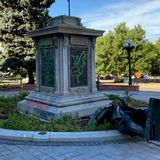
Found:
[54,36,61,95]
[55,35,69,96]
[90,38,97,93]
[35,40,40,91]
[61,35,69,95]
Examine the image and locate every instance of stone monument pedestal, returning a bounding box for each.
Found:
[18,92,111,120]
[18,16,110,120]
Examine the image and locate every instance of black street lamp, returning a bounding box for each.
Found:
[67,0,71,16]
[123,39,135,86]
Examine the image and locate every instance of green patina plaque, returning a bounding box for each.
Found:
[41,47,55,87]
[70,47,88,87]
[39,37,53,47]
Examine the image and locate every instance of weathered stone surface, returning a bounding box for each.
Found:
[47,15,83,27]
[18,92,111,119]
[18,15,107,119]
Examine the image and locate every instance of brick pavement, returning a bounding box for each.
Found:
[0,140,160,160]
[0,91,160,160]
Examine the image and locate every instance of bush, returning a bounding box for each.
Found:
[106,92,148,108]
[127,98,148,108]
[0,92,28,115]
[0,112,41,130]
[0,112,113,131]
[0,92,114,131]
[87,119,114,131]
[105,94,120,100]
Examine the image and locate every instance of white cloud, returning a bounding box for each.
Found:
[80,0,160,41]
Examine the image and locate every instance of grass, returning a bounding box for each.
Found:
[106,91,148,108]
[0,113,81,131]
[0,112,114,132]
[0,93,113,131]
[0,92,28,115]
[140,83,160,86]
[100,80,160,85]
[0,79,21,85]
[0,113,113,132]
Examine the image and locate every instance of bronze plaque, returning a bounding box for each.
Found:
[70,47,88,87]
[41,47,55,87]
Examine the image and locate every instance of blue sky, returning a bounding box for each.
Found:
[49,0,160,42]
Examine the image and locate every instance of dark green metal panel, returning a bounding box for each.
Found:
[37,36,55,88]
[41,47,55,87]
[70,47,88,87]
[39,37,53,47]
[145,98,160,141]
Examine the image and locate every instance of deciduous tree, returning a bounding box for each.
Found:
[96,23,159,78]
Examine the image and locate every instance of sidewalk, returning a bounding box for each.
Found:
[0,138,160,160]
[0,90,160,159]
[1,90,160,102]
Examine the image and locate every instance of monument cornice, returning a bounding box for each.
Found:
[28,25,104,38]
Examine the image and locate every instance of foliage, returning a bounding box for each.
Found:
[0,111,114,131]
[123,90,132,100]
[1,58,35,84]
[155,39,160,47]
[87,119,114,131]
[106,93,148,108]
[105,94,120,101]
[0,92,28,115]
[0,0,55,83]
[0,112,41,130]
[1,57,25,77]
[96,23,160,77]
[0,113,81,131]
[151,39,160,76]
[135,42,160,76]
[126,98,148,108]
[0,92,114,131]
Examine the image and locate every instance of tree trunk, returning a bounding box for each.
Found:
[27,68,35,84]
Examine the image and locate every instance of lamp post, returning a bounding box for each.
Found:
[67,0,71,16]
[123,39,135,86]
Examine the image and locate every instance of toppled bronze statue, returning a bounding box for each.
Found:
[89,98,148,137]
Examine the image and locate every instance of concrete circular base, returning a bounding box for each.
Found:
[0,128,132,143]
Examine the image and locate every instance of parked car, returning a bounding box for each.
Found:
[141,74,149,79]
[99,75,113,80]
[134,72,149,79]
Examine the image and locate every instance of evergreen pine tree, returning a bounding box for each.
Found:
[0,0,55,84]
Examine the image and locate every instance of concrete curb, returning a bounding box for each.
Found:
[0,128,131,143]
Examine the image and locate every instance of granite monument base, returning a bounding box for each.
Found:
[17,92,111,120]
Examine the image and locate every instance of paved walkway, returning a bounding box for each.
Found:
[1,90,160,103]
[0,90,160,160]
[0,139,160,160]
